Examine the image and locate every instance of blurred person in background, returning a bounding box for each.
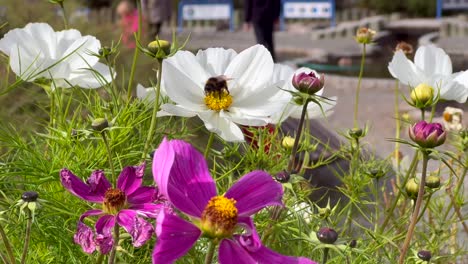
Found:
[141,0,172,39]
[244,0,281,61]
[116,0,139,48]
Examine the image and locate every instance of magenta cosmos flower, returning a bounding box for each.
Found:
[151,138,317,264]
[409,121,446,148]
[60,163,161,254]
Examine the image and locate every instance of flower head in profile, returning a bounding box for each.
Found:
[355,27,376,44]
[388,45,468,103]
[409,121,446,148]
[158,45,287,142]
[270,64,336,123]
[292,70,324,95]
[151,138,317,264]
[60,163,161,254]
[0,23,112,90]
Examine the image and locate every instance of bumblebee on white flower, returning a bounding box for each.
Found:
[159,45,288,142]
[0,23,113,90]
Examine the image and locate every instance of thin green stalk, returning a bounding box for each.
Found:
[126,0,142,101]
[416,192,433,223]
[141,60,163,159]
[399,151,429,264]
[287,99,311,173]
[380,151,419,231]
[107,224,120,264]
[374,178,380,232]
[0,251,8,264]
[96,254,104,264]
[442,165,467,221]
[101,131,116,181]
[322,248,330,264]
[105,57,119,107]
[204,240,217,264]
[49,90,56,128]
[353,44,366,129]
[20,209,33,264]
[204,132,215,158]
[421,108,425,121]
[429,104,436,122]
[59,2,69,29]
[0,222,15,264]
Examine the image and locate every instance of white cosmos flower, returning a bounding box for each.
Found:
[159,45,287,142]
[388,44,468,103]
[0,23,112,89]
[270,64,336,123]
[136,83,166,102]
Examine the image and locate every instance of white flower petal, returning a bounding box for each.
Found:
[415,45,452,77]
[388,50,425,87]
[196,48,237,76]
[67,62,112,88]
[60,35,100,73]
[437,74,468,103]
[162,53,207,111]
[272,63,294,83]
[159,104,197,117]
[224,45,274,100]
[198,111,245,142]
[220,111,270,126]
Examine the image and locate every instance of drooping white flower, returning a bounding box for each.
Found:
[0,23,112,89]
[270,64,336,123]
[159,45,287,142]
[388,44,468,103]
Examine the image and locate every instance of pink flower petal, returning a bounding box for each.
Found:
[153,138,217,218]
[152,210,201,264]
[60,169,110,203]
[225,170,283,217]
[117,210,153,247]
[129,203,163,219]
[74,222,96,254]
[219,239,257,264]
[95,215,115,254]
[127,186,158,205]
[117,163,145,196]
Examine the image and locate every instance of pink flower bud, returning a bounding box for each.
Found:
[409,121,446,148]
[292,71,324,95]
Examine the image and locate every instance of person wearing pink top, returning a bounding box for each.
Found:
[116,0,140,48]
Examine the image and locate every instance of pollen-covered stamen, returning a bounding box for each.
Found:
[103,188,126,215]
[201,196,238,238]
[204,76,233,111]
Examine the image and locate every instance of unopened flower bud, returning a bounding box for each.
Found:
[405,178,419,199]
[409,121,446,148]
[275,171,290,183]
[99,46,112,57]
[417,250,432,261]
[425,176,440,189]
[292,71,324,95]
[410,83,434,108]
[395,41,413,55]
[316,227,338,244]
[148,40,171,59]
[21,191,39,202]
[349,239,357,248]
[348,128,363,139]
[282,136,295,149]
[318,207,331,218]
[355,27,376,44]
[367,168,385,179]
[91,118,109,132]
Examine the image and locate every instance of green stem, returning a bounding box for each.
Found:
[394,80,401,185]
[0,221,16,264]
[322,248,330,264]
[416,193,433,223]
[101,131,116,181]
[429,104,436,122]
[380,151,419,232]
[204,133,215,159]
[0,251,9,264]
[287,99,311,174]
[59,2,69,29]
[107,224,120,264]
[141,60,163,160]
[353,44,366,129]
[96,254,104,264]
[421,108,425,121]
[204,241,217,264]
[398,151,429,264]
[126,0,142,101]
[374,178,380,232]
[105,57,119,108]
[442,163,467,221]
[20,209,33,264]
[49,90,56,128]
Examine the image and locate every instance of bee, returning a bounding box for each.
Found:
[204,75,230,95]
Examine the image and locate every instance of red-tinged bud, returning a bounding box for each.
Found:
[409,121,446,148]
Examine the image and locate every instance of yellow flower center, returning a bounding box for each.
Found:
[200,196,238,238]
[103,188,126,215]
